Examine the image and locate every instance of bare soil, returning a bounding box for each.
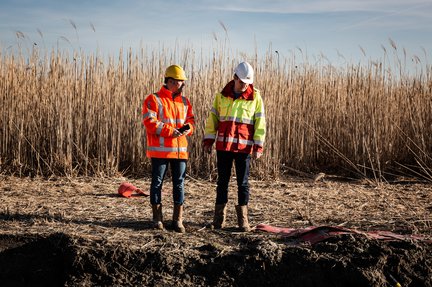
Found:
[0,175,431,287]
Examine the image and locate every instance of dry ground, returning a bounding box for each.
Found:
[0,175,431,286]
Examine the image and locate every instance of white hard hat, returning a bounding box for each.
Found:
[234,62,254,84]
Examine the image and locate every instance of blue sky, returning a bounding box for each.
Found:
[1,0,431,68]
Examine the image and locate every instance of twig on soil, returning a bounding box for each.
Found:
[141,239,156,248]
[197,226,207,232]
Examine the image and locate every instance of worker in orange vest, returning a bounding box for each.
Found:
[142,65,195,233]
[203,61,266,232]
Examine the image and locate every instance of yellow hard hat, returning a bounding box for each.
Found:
[165,65,187,81]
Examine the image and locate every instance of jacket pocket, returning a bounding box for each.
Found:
[219,102,231,119]
[240,107,254,122]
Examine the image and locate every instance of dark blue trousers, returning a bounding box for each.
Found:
[150,158,186,205]
[216,151,251,205]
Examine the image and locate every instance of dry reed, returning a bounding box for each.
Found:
[0,42,431,180]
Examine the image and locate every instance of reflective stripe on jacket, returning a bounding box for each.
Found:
[142,86,194,159]
[204,80,266,154]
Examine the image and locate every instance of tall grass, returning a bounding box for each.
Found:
[0,42,431,180]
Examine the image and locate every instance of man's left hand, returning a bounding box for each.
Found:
[182,129,192,136]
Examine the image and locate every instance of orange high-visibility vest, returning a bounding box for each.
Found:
[142,86,195,159]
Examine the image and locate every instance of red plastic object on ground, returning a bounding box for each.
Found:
[255,224,431,245]
[118,182,149,198]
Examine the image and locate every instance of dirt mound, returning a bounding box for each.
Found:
[0,233,68,286]
[0,232,430,287]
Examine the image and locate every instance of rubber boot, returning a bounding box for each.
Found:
[172,204,186,233]
[151,204,164,230]
[210,204,227,229]
[235,205,251,232]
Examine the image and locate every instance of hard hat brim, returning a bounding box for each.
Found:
[239,77,253,84]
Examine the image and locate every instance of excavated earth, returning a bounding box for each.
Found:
[0,175,431,286]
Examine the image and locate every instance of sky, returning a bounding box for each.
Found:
[1,0,431,69]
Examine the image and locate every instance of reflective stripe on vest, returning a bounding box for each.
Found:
[219,115,254,125]
[148,146,188,152]
[216,136,254,146]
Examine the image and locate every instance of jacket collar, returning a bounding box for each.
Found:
[221,80,254,100]
[157,85,181,98]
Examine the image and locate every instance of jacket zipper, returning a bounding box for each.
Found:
[173,94,180,158]
[223,98,234,149]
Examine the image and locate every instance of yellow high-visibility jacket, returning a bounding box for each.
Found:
[142,86,195,159]
[203,81,266,154]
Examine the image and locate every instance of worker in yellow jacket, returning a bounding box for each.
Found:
[142,65,195,233]
[203,61,266,232]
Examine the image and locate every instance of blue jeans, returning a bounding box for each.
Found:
[150,158,187,205]
[216,151,251,206]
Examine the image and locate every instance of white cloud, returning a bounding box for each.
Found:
[206,0,432,15]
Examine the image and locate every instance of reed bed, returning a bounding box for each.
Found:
[0,43,431,180]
